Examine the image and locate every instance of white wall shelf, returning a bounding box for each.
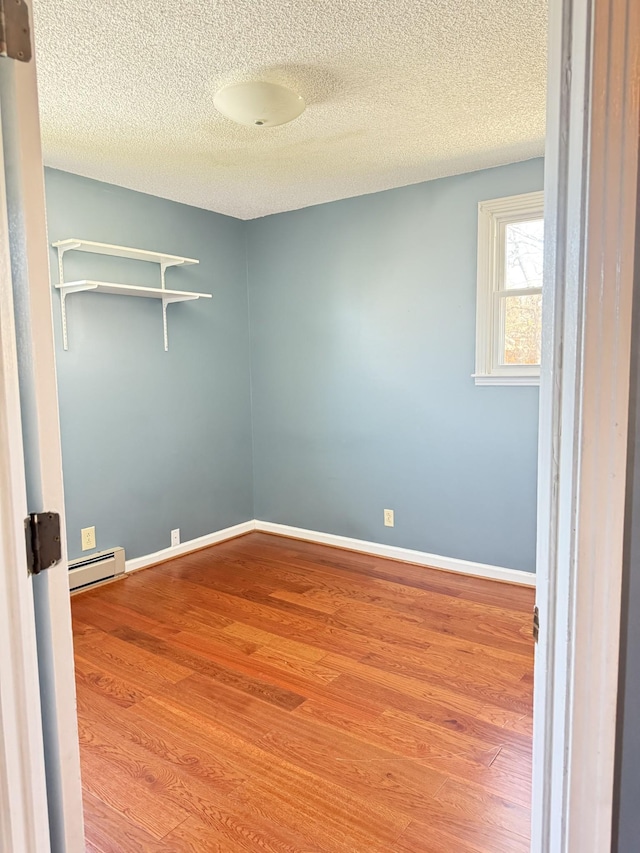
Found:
[53,239,209,351]
[55,280,209,302]
[52,239,199,268]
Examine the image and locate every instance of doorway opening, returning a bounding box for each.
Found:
[3,0,636,847]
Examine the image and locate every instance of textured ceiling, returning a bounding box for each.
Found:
[33,0,547,220]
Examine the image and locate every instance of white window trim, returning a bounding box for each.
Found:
[474,190,545,386]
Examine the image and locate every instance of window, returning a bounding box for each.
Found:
[474,191,545,385]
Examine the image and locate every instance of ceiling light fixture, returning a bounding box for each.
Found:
[213,81,305,128]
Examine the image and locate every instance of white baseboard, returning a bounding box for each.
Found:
[254,520,536,587]
[124,518,535,587]
[125,520,256,573]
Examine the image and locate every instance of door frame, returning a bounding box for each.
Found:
[0,99,52,853]
[0,2,84,850]
[532,0,640,849]
[0,0,638,850]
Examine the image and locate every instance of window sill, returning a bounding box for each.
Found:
[473,374,540,386]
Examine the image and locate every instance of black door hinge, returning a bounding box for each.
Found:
[533,605,540,643]
[0,0,31,62]
[25,512,62,575]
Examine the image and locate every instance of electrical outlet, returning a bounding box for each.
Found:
[81,526,96,551]
[384,509,394,528]
[171,528,180,547]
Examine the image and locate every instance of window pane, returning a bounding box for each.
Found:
[505,218,544,290]
[502,292,542,365]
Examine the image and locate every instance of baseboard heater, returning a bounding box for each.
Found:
[68,547,125,591]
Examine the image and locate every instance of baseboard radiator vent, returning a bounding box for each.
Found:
[68,547,125,591]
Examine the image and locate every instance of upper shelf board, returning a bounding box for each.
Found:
[52,239,199,268]
[55,280,212,302]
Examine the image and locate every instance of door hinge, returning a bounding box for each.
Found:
[25,512,62,575]
[0,0,31,62]
[533,605,540,643]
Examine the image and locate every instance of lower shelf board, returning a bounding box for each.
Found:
[55,280,212,351]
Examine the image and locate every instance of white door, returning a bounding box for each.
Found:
[0,1,84,850]
[0,175,51,852]
[531,0,640,850]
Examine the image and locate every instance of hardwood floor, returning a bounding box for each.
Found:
[71,532,535,853]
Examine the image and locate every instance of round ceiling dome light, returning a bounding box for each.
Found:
[213,81,305,128]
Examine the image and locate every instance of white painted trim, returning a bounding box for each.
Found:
[475,190,545,383]
[0,7,84,847]
[123,519,535,587]
[531,0,640,848]
[125,521,256,573]
[254,521,535,587]
[0,87,51,853]
[473,374,540,386]
[479,190,546,219]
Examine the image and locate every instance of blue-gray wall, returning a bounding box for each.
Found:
[247,159,543,573]
[47,159,542,572]
[45,169,253,560]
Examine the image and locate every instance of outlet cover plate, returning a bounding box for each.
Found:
[384,509,394,527]
[171,528,180,547]
[81,526,96,551]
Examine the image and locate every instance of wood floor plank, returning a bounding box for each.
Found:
[324,661,529,724]
[294,699,532,806]
[328,601,531,659]
[142,673,293,743]
[394,819,485,853]
[79,735,190,840]
[224,621,329,662]
[74,628,194,688]
[254,721,449,819]
[249,643,342,684]
[78,688,249,797]
[160,811,315,853]
[107,624,307,710]
[296,669,531,752]
[71,595,184,641]
[269,587,344,614]
[73,531,533,852]
[356,650,532,712]
[74,654,151,708]
[169,626,342,695]
[134,691,411,849]
[224,547,530,626]
[82,790,176,853]
[227,780,409,853]
[228,533,535,610]
[77,713,270,847]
